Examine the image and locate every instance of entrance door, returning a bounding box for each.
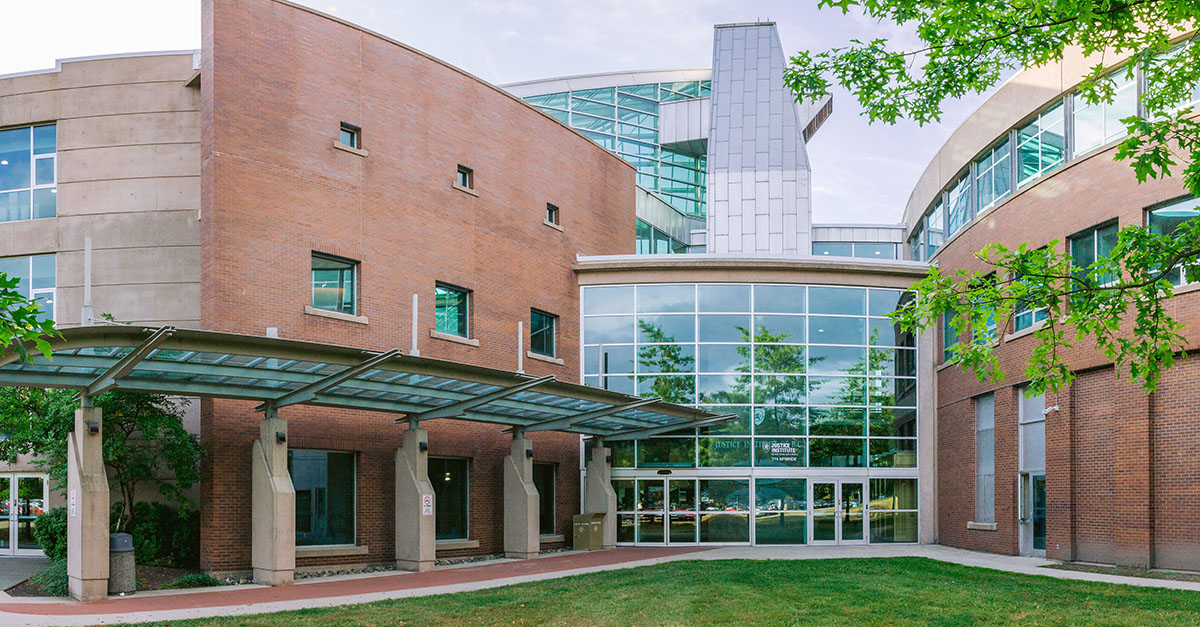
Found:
[1018,473,1046,556]
[636,479,699,544]
[2,474,48,556]
[810,480,866,545]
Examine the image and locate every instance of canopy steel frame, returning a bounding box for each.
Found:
[255,348,401,412]
[403,375,554,422]
[510,397,663,433]
[85,325,175,397]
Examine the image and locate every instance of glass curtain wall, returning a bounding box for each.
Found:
[583,283,919,545]
[524,81,710,217]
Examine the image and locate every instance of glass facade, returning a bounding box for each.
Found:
[636,218,689,254]
[0,124,56,223]
[524,82,710,217]
[584,283,919,545]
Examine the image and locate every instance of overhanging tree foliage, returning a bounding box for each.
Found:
[786,0,1200,393]
[0,272,57,361]
[0,388,203,531]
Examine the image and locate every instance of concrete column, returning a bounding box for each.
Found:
[503,435,539,559]
[396,427,435,571]
[584,443,617,549]
[251,409,294,585]
[67,405,110,601]
[917,327,938,544]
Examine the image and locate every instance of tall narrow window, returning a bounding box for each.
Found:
[974,394,995,525]
[429,457,469,540]
[530,309,557,357]
[942,312,959,362]
[533,462,555,535]
[455,165,474,190]
[946,175,971,237]
[288,450,356,546]
[339,123,361,149]
[1068,221,1119,287]
[311,254,357,315]
[927,198,946,256]
[545,203,559,225]
[435,283,470,337]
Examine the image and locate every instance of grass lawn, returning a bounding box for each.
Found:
[131,557,1200,626]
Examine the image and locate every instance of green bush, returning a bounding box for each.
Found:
[111,501,201,568]
[164,573,222,589]
[33,508,68,562]
[31,560,69,597]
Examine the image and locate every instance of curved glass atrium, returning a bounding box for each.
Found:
[523,81,710,218]
[581,283,919,545]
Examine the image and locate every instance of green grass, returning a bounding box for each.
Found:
[129,558,1200,626]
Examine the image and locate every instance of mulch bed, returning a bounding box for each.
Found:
[6,564,199,597]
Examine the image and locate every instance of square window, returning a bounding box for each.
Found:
[530,309,557,357]
[456,165,474,190]
[339,123,361,149]
[546,203,559,225]
[435,283,470,337]
[311,253,357,315]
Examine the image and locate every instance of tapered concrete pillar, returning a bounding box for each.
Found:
[584,443,617,549]
[503,435,539,559]
[67,405,110,601]
[252,409,294,585]
[396,427,436,571]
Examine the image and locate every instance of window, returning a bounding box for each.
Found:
[311,254,357,315]
[1072,70,1137,157]
[430,457,469,540]
[545,203,559,225]
[1014,253,1051,332]
[973,274,998,343]
[0,254,56,322]
[927,199,946,256]
[339,123,361,149]
[1069,221,1119,286]
[813,242,853,257]
[636,219,688,254]
[942,312,959,362]
[533,462,555,535]
[435,283,470,337]
[1147,196,1200,286]
[975,138,1011,212]
[455,165,474,190]
[288,450,355,546]
[946,175,971,237]
[0,124,56,223]
[530,309,557,357]
[974,394,995,524]
[813,242,898,259]
[1017,101,1066,186]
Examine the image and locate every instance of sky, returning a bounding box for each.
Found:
[0,0,1003,224]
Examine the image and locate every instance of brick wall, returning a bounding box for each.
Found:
[931,117,1200,567]
[199,0,633,572]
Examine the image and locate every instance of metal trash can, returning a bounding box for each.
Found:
[572,513,605,550]
[108,533,136,595]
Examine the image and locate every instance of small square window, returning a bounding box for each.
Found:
[545,203,559,225]
[435,283,470,337]
[312,253,358,315]
[339,123,361,149]
[456,165,474,190]
[530,309,557,357]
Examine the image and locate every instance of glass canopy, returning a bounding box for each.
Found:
[0,326,728,439]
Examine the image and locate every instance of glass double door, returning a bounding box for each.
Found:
[1,475,48,556]
[634,478,751,544]
[810,480,866,544]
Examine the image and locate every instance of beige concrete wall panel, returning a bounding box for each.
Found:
[59,177,200,216]
[56,282,200,327]
[0,71,60,99]
[0,91,61,128]
[55,245,201,288]
[55,55,196,90]
[59,143,200,183]
[55,209,199,250]
[57,83,199,120]
[0,218,62,256]
[59,111,201,151]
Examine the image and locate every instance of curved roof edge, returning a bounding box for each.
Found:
[503,68,712,98]
[900,42,1151,232]
[0,49,199,82]
[574,253,929,277]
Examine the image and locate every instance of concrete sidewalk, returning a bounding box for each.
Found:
[2,544,1199,626]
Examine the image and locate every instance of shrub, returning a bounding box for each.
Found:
[33,508,68,562]
[164,573,222,589]
[119,501,200,568]
[31,560,69,597]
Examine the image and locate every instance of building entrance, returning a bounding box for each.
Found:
[1,474,48,556]
[810,480,866,545]
[1019,473,1046,556]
